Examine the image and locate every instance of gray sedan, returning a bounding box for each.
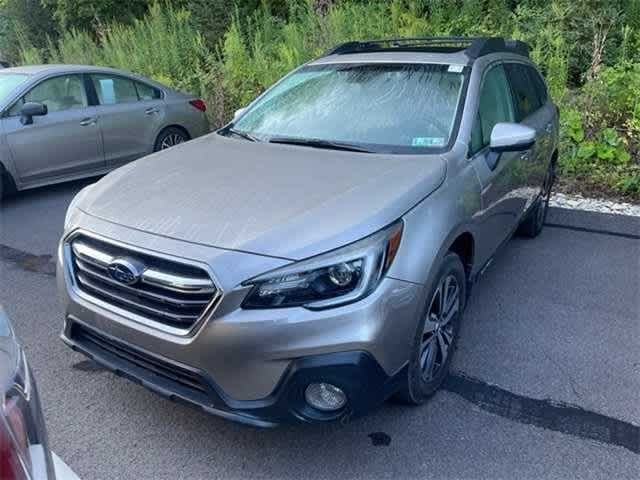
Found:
[0,65,209,197]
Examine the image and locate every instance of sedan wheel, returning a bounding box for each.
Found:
[160,133,185,150]
[154,127,189,152]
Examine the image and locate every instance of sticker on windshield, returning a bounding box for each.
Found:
[412,137,445,147]
[448,64,464,73]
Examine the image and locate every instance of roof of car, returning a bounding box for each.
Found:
[311,50,472,67]
[1,64,136,76]
[312,37,529,67]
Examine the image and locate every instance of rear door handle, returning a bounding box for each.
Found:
[145,107,160,115]
[79,117,97,126]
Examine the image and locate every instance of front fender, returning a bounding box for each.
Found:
[386,159,482,290]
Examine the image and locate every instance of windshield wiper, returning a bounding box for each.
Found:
[225,126,259,142]
[268,136,373,153]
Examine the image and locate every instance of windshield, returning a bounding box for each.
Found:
[231,63,466,153]
[0,73,29,105]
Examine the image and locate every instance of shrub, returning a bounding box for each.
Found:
[559,63,640,197]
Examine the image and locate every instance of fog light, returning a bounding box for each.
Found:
[304,383,347,411]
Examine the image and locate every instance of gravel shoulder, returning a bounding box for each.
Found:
[551,192,640,217]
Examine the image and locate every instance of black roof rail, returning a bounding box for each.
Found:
[324,37,529,60]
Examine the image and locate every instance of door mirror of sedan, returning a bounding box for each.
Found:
[233,107,247,121]
[489,122,535,152]
[20,102,48,125]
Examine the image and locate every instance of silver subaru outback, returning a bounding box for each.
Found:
[57,37,558,426]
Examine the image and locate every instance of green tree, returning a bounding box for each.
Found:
[186,0,289,49]
[0,0,58,63]
[43,0,151,33]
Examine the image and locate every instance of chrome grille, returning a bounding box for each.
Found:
[68,235,219,332]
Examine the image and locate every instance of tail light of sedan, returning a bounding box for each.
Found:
[189,99,207,112]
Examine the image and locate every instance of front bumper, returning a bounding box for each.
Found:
[62,320,406,426]
[57,222,422,425]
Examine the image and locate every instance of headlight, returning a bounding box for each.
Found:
[242,220,403,310]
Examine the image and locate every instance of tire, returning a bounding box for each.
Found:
[395,252,467,405]
[153,127,189,152]
[518,161,556,238]
[0,164,16,201]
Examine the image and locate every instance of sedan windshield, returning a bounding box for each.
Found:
[231,63,466,153]
[0,73,29,105]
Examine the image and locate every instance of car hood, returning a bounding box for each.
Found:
[78,134,446,260]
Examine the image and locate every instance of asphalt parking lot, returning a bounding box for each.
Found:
[1,179,638,480]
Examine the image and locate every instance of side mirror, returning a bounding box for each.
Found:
[489,122,535,152]
[233,107,246,121]
[20,102,48,125]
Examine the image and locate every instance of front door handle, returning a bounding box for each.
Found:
[145,107,160,115]
[545,123,553,133]
[520,152,530,161]
[79,117,97,126]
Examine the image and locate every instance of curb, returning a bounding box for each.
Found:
[546,207,640,239]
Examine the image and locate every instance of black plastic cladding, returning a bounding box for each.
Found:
[324,37,530,60]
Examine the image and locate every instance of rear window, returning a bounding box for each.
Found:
[504,63,542,120]
[135,81,161,100]
[527,67,548,106]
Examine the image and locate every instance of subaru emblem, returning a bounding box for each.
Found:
[107,258,143,286]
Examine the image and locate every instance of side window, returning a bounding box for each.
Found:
[469,64,515,155]
[504,63,542,120]
[10,75,87,115]
[7,99,24,116]
[527,66,548,106]
[91,74,138,105]
[469,113,484,154]
[135,81,161,101]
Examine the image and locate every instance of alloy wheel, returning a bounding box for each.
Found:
[160,133,185,150]
[419,274,460,381]
[536,165,555,227]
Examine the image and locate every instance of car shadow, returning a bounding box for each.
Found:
[1,176,100,209]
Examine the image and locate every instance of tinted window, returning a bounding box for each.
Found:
[233,63,466,153]
[505,63,541,120]
[11,75,87,115]
[91,74,138,105]
[469,65,515,154]
[135,81,161,100]
[470,113,484,154]
[527,66,548,105]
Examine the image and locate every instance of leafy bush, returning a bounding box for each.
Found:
[560,63,640,197]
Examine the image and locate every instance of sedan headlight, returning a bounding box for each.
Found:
[242,221,403,310]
